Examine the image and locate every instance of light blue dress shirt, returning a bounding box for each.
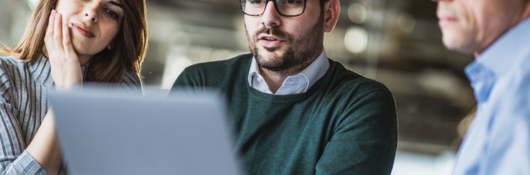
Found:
[453,17,530,175]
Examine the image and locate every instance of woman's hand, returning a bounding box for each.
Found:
[44,10,83,90]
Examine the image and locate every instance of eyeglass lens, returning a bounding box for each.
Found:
[241,0,305,16]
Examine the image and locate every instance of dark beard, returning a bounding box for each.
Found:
[245,14,325,76]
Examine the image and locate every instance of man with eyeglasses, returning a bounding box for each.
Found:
[170,0,397,174]
[433,0,530,174]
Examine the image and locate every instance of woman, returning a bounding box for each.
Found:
[0,0,147,174]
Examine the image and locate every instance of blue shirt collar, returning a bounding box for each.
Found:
[465,17,530,103]
[471,17,530,77]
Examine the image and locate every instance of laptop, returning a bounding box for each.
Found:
[48,87,243,175]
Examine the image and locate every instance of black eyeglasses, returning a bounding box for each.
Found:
[239,0,308,17]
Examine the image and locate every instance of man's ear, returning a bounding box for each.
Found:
[323,0,340,33]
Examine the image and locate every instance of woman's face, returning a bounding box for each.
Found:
[55,0,124,57]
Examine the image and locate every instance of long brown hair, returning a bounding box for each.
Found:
[0,0,148,83]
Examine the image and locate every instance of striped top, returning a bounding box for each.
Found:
[0,55,142,174]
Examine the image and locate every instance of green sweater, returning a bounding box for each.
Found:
[171,53,397,175]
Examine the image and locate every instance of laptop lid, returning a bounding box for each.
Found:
[49,87,242,175]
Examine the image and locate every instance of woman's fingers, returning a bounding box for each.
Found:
[53,12,64,52]
[44,11,82,89]
[62,24,76,57]
[45,10,56,51]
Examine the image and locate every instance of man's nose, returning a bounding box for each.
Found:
[260,1,281,28]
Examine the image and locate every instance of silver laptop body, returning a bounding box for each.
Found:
[48,87,242,175]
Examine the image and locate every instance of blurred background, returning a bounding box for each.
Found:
[0,0,476,174]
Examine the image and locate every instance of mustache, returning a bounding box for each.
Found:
[253,27,291,41]
[437,3,461,19]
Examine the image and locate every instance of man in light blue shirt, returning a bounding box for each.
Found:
[434,0,530,174]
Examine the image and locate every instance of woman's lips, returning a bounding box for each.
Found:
[72,23,95,38]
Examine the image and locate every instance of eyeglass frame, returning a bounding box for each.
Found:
[239,0,309,17]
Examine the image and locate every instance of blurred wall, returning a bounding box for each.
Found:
[0,0,32,49]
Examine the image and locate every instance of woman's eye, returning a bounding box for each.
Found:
[106,9,119,19]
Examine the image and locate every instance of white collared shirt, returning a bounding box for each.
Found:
[248,49,330,95]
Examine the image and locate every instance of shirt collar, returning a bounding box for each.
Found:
[248,55,260,86]
[465,17,530,102]
[298,49,329,89]
[248,49,329,89]
[29,55,90,88]
[470,17,530,78]
[29,55,54,88]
